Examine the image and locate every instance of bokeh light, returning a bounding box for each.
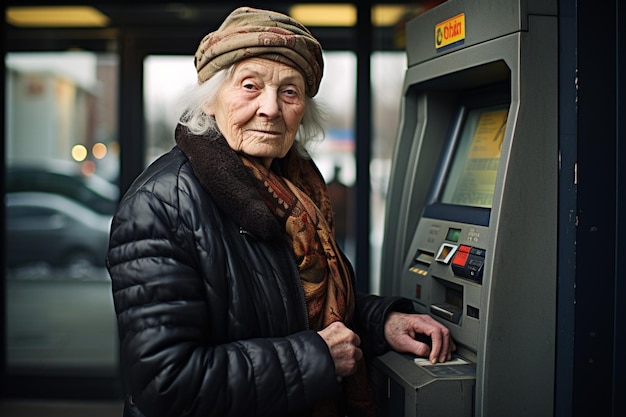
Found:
[71,144,88,161]
[81,160,96,176]
[92,142,107,159]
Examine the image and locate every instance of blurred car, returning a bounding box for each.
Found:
[6,160,119,215]
[6,192,112,276]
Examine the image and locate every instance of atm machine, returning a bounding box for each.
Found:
[372,1,558,416]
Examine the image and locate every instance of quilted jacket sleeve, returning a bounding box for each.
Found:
[107,165,339,417]
[353,293,416,357]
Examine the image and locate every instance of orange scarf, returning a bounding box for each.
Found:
[241,154,375,417]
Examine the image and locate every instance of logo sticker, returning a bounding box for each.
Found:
[435,13,465,49]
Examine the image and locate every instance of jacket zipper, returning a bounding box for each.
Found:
[239,227,310,330]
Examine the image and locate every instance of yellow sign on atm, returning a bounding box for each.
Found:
[435,13,466,49]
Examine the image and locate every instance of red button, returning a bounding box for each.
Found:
[452,251,469,266]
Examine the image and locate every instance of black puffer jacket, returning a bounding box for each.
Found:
[107,126,413,417]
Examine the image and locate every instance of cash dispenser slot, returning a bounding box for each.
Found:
[431,303,462,323]
[430,278,464,324]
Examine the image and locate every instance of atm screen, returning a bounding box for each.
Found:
[440,104,508,208]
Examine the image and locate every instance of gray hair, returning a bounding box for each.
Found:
[177,66,327,158]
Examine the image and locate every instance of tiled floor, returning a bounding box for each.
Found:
[0,400,124,417]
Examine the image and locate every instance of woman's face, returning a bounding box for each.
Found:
[207,57,307,168]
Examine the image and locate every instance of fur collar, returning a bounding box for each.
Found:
[174,124,282,240]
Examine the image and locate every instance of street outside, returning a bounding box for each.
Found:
[6,265,118,372]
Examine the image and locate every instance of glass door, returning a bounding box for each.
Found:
[5,51,120,375]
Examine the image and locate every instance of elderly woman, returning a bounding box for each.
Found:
[107,6,454,417]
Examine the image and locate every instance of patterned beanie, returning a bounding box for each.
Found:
[194,7,324,97]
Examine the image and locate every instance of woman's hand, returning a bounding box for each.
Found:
[318,321,363,377]
[384,312,456,363]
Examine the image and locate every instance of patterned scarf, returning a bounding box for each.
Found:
[240,154,375,417]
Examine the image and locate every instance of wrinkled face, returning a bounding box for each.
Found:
[206,57,307,168]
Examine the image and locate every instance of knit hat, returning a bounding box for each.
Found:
[194,7,324,97]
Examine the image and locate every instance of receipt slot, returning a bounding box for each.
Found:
[373,1,558,416]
